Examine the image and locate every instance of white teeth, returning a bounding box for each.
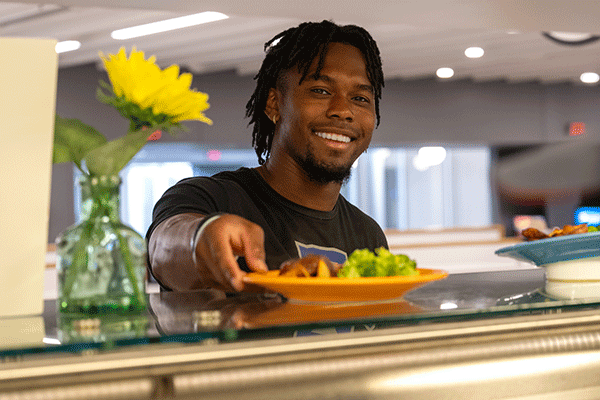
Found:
[315,132,351,143]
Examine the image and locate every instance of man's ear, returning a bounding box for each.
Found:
[264,87,280,121]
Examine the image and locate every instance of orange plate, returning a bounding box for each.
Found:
[242,269,448,302]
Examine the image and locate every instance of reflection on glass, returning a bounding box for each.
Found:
[57,313,149,344]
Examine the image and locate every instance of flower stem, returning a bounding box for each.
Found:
[61,205,98,299]
[114,228,146,309]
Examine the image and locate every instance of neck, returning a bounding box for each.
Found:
[256,163,342,212]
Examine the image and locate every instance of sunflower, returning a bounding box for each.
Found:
[54,47,212,177]
[99,47,212,131]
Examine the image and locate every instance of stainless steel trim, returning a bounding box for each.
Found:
[3,308,600,397]
[0,378,153,400]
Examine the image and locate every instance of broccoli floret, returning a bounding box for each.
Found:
[338,247,418,278]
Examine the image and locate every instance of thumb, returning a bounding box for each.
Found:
[241,236,268,273]
[245,247,268,273]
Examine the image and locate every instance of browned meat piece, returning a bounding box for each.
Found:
[278,254,338,277]
[548,227,563,237]
[561,224,588,235]
[521,228,549,241]
[278,263,311,277]
[522,224,588,241]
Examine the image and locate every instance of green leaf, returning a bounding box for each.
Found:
[83,128,156,176]
[52,141,73,164]
[53,115,107,170]
[97,86,185,134]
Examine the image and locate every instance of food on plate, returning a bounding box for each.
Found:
[521,223,589,241]
[337,247,418,278]
[520,227,553,241]
[278,254,341,277]
[277,247,418,278]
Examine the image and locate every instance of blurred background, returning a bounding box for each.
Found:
[3,0,600,241]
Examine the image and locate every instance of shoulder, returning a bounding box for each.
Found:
[173,167,255,191]
[337,195,388,246]
[148,168,258,238]
[337,196,375,224]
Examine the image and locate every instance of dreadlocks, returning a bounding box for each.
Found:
[245,20,384,165]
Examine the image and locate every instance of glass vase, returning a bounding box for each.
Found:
[56,175,147,315]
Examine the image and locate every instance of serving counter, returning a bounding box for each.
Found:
[3,268,600,399]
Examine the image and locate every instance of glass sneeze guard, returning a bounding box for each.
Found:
[3,268,600,400]
[2,268,600,358]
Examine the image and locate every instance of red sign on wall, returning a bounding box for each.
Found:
[569,122,586,136]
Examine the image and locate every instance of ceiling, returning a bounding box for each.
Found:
[3,0,600,84]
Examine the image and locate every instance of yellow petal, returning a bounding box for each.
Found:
[101,47,212,126]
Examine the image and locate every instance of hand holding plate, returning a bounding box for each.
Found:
[194,214,268,291]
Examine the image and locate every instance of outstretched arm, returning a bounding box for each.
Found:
[148,213,268,292]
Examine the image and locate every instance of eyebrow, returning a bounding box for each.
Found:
[307,73,374,94]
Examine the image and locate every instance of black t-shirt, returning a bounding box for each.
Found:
[147,167,388,271]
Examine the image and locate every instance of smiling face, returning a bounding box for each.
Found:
[266,42,376,184]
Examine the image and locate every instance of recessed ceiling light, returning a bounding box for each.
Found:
[580,72,600,84]
[543,31,600,46]
[436,67,454,79]
[111,11,229,40]
[464,47,484,58]
[55,40,81,53]
[548,31,594,42]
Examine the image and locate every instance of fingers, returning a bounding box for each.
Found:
[239,225,268,274]
[194,215,267,292]
[209,237,244,291]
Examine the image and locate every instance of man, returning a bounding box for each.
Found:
[147,20,387,292]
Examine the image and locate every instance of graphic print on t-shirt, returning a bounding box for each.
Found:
[295,241,347,264]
